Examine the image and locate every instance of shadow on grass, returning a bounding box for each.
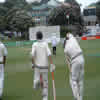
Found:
[3,95,24,100]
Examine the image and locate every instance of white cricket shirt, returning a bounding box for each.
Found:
[32,40,51,68]
[64,34,82,60]
[51,36,57,47]
[0,42,8,62]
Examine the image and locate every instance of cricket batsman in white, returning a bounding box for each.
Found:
[31,31,55,100]
[0,41,7,100]
[64,32,85,100]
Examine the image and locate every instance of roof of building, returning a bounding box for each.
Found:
[32,0,62,10]
[32,4,51,10]
[32,2,59,11]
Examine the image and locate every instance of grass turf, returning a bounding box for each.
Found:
[3,39,100,100]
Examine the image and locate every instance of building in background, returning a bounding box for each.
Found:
[83,6,97,26]
[31,4,51,25]
[31,0,61,25]
[30,0,83,36]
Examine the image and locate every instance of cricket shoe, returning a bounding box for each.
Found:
[0,98,2,100]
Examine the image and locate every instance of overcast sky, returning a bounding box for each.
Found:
[59,0,98,11]
[0,0,98,11]
[76,0,98,11]
[0,0,5,3]
[25,0,98,10]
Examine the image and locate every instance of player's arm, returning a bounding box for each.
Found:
[65,55,71,72]
[3,45,8,67]
[46,43,55,72]
[46,43,53,64]
[31,44,36,69]
[64,47,71,72]
[32,57,35,69]
[49,55,53,64]
[3,56,6,66]
[49,55,56,72]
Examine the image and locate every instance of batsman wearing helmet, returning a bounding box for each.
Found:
[31,31,55,100]
[64,32,85,100]
[0,41,7,100]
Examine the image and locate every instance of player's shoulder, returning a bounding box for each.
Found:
[38,40,48,44]
[32,42,38,48]
[0,42,5,48]
[33,40,48,45]
[42,40,48,44]
[38,41,48,47]
[43,41,48,46]
[69,33,74,38]
[69,34,77,41]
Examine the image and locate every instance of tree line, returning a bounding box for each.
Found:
[0,0,35,39]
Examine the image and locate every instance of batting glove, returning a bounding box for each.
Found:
[50,64,56,72]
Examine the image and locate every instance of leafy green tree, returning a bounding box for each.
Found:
[48,0,83,36]
[0,0,35,39]
[65,0,79,6]
[48,3,81,25]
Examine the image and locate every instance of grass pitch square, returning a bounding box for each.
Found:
[3,39,100,100]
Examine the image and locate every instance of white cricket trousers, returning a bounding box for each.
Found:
[33,68,48,100]
[70,55,84,100]
[0,64,4,97]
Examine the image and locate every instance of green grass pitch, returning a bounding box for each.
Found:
[3,39,100,100]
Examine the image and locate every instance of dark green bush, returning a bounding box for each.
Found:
[60,25,72,38]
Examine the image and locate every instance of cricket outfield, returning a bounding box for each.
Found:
[3,39,100,100]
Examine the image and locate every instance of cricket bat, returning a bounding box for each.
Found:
[51,72,56,100]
